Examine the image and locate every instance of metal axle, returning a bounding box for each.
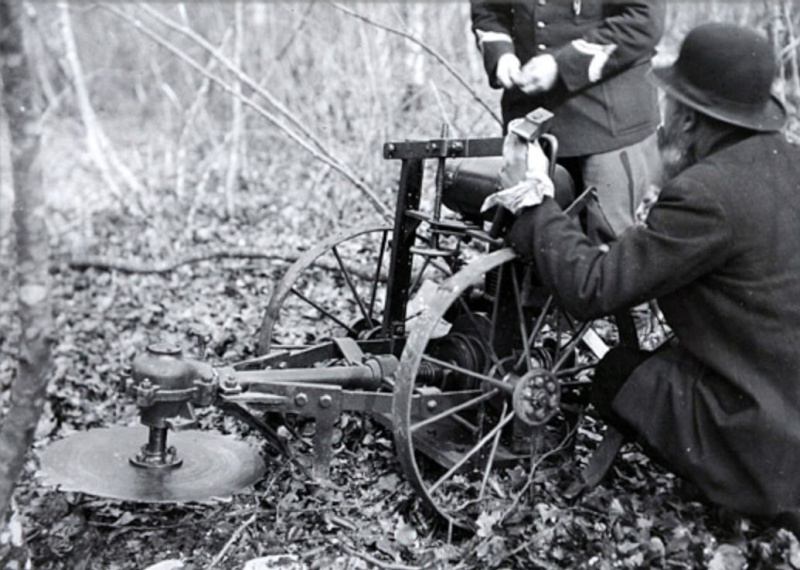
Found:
[129,426,183,469]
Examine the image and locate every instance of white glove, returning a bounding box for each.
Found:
[496,53,521,90]
[481,175,554,214]
[481,122,554,214]
[516,54,558,95]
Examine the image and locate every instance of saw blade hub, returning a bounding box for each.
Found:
[128,426,184,470]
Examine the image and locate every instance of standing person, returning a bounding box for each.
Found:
[471,0,665,236]
[497,23,800,533]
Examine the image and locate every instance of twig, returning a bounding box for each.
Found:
[184,130,232,233]
[175,29,232,199]
[328,1,502,126]
[339,542,420,570]
[506,527,557,560]
[501,426,577,518]
[428,80,452,133]
[274,1,316,61]
[102,4,392,222]
[136,2,328,158]
[207,513,256,569]
[457,426,578,567]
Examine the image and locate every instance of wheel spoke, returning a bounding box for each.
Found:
[289,288,357,336]
[368,231,389,320]
[511,268,533,372]
[479,401,507,500]
[427,410,517,496]
[411,389,499,433]
[553,320,592,372]
[259,225,393,353]
[528,295,554,342]
[556,361,596,377]
[515,295,554,371]
[488,263,504,350]
[410,256,434,296]
[332,245,374,329]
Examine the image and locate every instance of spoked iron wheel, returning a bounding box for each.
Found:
[392,249,608,530]
[257,224,453,355]
[257,225,394,354]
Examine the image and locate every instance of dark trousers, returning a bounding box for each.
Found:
[591,343,683,472]
[590,345,654,438]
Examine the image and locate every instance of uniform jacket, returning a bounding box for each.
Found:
[513,131,800,521]
[471,0,665,156]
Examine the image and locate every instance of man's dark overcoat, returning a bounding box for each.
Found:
[471,0,665,156]
[514,131,800,521]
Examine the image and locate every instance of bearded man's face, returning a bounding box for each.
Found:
[657,98,697,185]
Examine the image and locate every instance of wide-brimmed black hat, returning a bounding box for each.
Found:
[651,23,786,132]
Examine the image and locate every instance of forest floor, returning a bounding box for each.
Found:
[6,118,800,570]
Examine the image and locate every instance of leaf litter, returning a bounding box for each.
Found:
[4,182,800,570]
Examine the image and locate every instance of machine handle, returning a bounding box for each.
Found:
[489,206,513,239]
[489,110,556,241]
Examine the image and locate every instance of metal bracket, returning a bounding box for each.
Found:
[383,137,503,160]
[333,337,365,365]
[241,381,344,480]
[508,108,554,142]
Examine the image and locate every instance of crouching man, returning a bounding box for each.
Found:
[495,23,800,533]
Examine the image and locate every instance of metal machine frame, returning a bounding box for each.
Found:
[43,110,653,530]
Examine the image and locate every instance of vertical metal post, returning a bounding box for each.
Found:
[431,124,449,251]
[145,427,168,458]
[382,158,424,350]
[311,389,343,480]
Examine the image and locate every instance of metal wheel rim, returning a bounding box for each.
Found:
[393,249,514,529]
[257,224,392,355]
[392,248,599,529]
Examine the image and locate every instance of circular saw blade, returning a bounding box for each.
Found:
[38,426,265,503]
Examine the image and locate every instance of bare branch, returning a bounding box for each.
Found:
[135,4,341,171]
[224,1,244,218]
[208,513,257,570]
[58,2,146,205]
[102,5,393,221]
[175,28,232,199]
[69,248,386,282]
[328,1,502,127]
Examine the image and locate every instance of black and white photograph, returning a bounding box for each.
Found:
[2,1,800,568]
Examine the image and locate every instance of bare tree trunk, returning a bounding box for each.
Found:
[58,1,145,205]
[782,0,800,104]
[23,5,56,107]
[765,0,788,104]
[0,1,50,567]
[402,3,426,112]
[224,1,244,219]
[0,88,12,259]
